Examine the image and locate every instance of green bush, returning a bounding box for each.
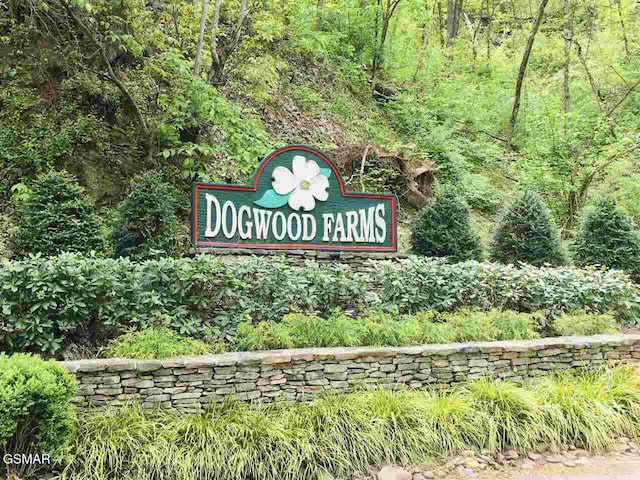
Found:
[552,312,618,336]
[375,257,640,322]
[13,171,102,257]
[490,190,566,266]
[1,253,638,353]
[574,198,640,274]
[105,327,222,359]
[62,367,640,480]
[0,354,76,476]
[111,172,182,260]
[411,190,483,262]
[0,254,368,353]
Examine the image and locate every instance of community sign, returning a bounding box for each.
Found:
[192,145,397,251]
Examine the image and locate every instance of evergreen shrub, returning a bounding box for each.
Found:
[574,198,640,274]
[490,190,565,266]
[111,172,182,260]
[411,190,483,262]
[14,171,102,256]
[0,354,76,466]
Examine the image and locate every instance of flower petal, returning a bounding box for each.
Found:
[309,175,329,202]
[288,188,316,212]
[272,166,296,195]
[292,155,320,182]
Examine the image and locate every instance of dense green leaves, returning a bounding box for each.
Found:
[411,190,483,262]
[490,191,566,266]
[1,254,638,353]
[13,171,102,257]
[0,354,76,462]
[111,172,182,260]
[573,198,640,274]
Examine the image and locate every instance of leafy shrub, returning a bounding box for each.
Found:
[111,172,182,260]
[14,170,102,257]
[490,190,566,266]
[64,367,640,480]
[105,327,222,359]
[411,190,483,262]
[0,354,76,477]
[552,312,618,336]
[1,253,638,353]
[574,198,640,274]
[375,257,640,322]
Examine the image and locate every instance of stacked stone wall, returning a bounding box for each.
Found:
[61,334,640,411]
[190,248,404,274]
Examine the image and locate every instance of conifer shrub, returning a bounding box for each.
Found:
[411,190,483,262]
[14,170,102,256]
[111,172,182,260]
[573,198,640,275]
[490,190,565,266]
[0,354,76,476]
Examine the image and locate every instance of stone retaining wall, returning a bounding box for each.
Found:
[190,248,405,274]
[60,334,640,411]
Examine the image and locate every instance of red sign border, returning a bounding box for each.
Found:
[192,145,397,252]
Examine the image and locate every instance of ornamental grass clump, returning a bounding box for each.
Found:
[62,367,640,480]
[552,312,618,336]
[105,327,221,359]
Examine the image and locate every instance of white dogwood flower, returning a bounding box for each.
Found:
[271,155,329,211]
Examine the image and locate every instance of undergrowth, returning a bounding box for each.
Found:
[58,367,640,480]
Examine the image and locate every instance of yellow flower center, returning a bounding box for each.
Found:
[300,180,311,190]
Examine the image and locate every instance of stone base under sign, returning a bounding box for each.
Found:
[190,248,405,273]
[61,334,640,412]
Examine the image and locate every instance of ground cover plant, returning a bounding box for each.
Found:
[232,309,544,351]
[1,254,638,355]
[57,367,640,480]
[105,327,223,359]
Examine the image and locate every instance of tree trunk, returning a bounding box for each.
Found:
[505,0,550,153]
[207,0,223,83]
[314,0,324,31]
[194,0,210,76]
[437,0,445,48]
[562,0,571,117]
[446,0,463,46]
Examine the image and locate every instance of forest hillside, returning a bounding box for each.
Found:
[1,0,639,254]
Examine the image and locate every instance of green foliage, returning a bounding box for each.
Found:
[0,354,76,470]
[233,309,540,351]
[13,171,102,257]
[573,198,640,274]
[2,253,639,353]
[490,191,566,266]
[111,172,182,260]
[63,367,640,479]
[552,312,618,336]
[105,327,222,359]
[411,190,483,262]
[0,255,368,353]
[376,257,640,322]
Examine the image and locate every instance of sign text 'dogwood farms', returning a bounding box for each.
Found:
[192,145,397,251]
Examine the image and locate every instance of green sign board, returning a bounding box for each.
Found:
[192,145,397,252]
